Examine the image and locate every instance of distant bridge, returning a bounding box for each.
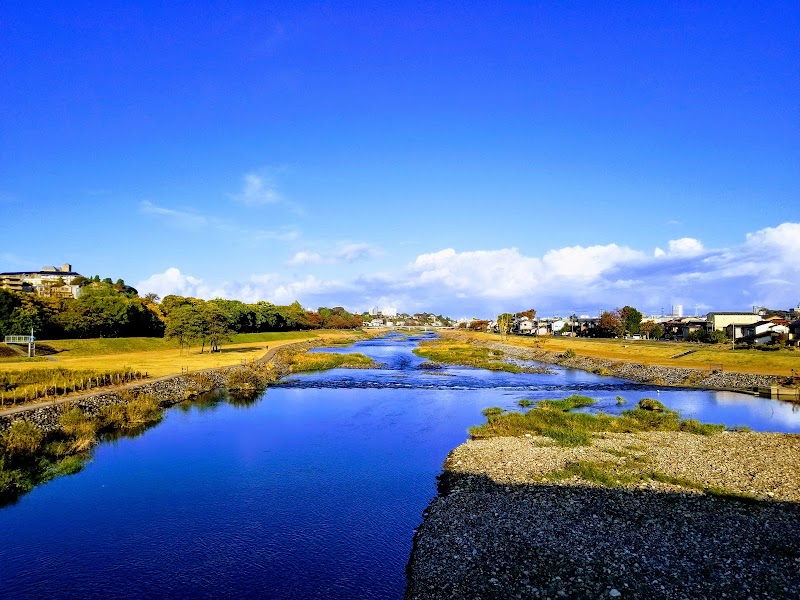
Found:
[4,334,35,357]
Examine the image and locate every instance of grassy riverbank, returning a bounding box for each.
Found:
[443,330,799,379]
[0,330,361,377]
[413,339,549,373]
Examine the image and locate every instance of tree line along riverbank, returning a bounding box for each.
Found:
[0,337,377,505]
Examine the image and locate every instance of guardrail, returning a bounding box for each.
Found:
[4,335,33,344]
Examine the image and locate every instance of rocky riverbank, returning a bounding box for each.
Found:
[406,433,800,599]
[474,338,780,392]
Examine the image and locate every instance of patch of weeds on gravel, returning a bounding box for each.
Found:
[469,396,727,446]
[546,462,755,500]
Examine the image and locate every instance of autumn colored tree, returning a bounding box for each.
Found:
[640,320,656,339]
[598,310,623,338]
[497,313,514,338]
[517,308,537,320]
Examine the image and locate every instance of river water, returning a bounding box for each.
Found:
[2,334,799,598]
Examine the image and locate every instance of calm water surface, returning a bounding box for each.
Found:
[2,334,799,598]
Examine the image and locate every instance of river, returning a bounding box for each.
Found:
[2,333,799,598]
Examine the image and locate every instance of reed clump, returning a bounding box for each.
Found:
[224,363,278,390]
[287,352,374,373]
[0,367,148,406]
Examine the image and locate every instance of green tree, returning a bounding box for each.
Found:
[203,302,234,352]
[620,306,643,336]
[164,304,204,353]
[159,295,192,318]
[0,289,22,336]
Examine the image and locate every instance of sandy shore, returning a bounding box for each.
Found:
[406,432,800,598]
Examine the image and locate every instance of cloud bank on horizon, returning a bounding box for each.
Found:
[137,222,800,317]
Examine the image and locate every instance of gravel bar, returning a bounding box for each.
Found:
[406,433,800,599]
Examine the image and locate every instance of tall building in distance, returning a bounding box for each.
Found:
[672,304,684,318]
[0,263,82,299]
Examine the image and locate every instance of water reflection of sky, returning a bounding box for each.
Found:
[303,334,800,433]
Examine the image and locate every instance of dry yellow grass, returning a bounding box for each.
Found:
[0,330,365,378]
[446,330,800,377]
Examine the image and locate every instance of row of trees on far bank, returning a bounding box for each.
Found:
[0,285,363,341]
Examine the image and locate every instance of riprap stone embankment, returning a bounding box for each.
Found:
[0,339,320,434]
[478,339,779,392]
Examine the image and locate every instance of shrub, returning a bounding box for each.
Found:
[615,396,627,405]
[98,403,128,428]
[562,348,577,359]
[517,399,533,407]
[0,462,34,498]
[481,407,504,419]
[538,395,596,411]
[637,398,666,412]
[59,408,100,452]
[2,420,44,455]
[51,455,86,476]
[60,408,99,439]
[124,394,162,427]
[679,419,726,435]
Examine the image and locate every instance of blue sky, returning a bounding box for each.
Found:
[2,2,798,317]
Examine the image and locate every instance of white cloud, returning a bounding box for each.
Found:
[140,201,208,228]
[137,268,210,298]
[285,242,380,266]
[666,237,704,256]
[136,222,800,317]
[136,268,352,307]
[230,173,282,206]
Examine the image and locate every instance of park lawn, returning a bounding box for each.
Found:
[0,330,359,378]
[447,331,799,377]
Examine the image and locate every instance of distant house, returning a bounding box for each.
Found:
[706,312,761,332]
[738,320,790,346]
[662,318,706,340]
[790,320,800,346]
[514,316,534,335]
